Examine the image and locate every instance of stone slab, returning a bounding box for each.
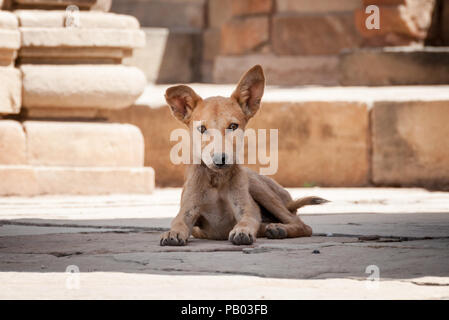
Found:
[21,65,146,109]
[0,120,26,164]
[0,165,155,195]
[20,27,145,48]
[23,121,145,167]
[14,10,140,28]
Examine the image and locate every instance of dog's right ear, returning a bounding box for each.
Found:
[165,85,202,124]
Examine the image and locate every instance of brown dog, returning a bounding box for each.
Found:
[160,65,328,246]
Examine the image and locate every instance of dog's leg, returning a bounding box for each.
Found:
[228,196,261,245]
[248,171,318,238]
[160,205,200,246]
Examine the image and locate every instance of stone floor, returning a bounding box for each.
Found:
[0,187,449,299]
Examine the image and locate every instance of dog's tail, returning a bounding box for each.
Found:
[287,196,330,212]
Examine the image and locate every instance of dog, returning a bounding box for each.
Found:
[160,65,328,246]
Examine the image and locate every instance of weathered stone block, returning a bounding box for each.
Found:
[124,27,201,83]
[221,16,269,55]
[20,27,145,49]
[276,0,361,13]
[231,0,272,16]
[0,29,20,50]
[272,13,361,55]
[23,121,145,167]
[0,120,26,164]
[15,10,140,29]
[214,54,339,85]
[0,11,18,29]
[0,67,21,114]
[340,47,449,86]
[111,0,206,29]
[209,0,233,28]
[21,65,146,109]
[0,165,154,195]
[371,101,449,188]
[248,102,370,187]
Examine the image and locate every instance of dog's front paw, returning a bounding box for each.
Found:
[160,230,188,246]
[229,227,255,245]
[265,223,288,239]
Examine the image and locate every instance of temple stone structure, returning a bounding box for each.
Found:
[0,0,154,195]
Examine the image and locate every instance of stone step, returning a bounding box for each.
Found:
[124,27,202,83]
[0,165,154,196]
[213,54,340,85]
[102,84,449,189]
[111,0,206,29]
[0,120,144,167]
[214,47,449,86]
[340,47,449,86]
[21,64,146,110]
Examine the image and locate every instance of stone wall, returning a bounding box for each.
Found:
[0,0,155,195]
[111,0,448,85]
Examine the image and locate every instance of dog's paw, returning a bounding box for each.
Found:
[229,227,255,245]
[265,223,288,239]
[160,230,188,246]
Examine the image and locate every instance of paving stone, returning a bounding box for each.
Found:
[21,65,146,109]
[23,121,145,167]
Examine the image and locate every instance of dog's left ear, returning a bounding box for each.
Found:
[231,65,265,119]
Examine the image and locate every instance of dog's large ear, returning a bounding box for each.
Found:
[165,85,202,124]
[231,65,265,119]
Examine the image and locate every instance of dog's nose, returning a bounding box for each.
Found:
[212,153,227,167]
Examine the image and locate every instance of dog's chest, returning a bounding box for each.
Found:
[199,188,239,235]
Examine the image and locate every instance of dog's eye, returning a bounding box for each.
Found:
[197,125,207,134]
[228,123,239,131]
